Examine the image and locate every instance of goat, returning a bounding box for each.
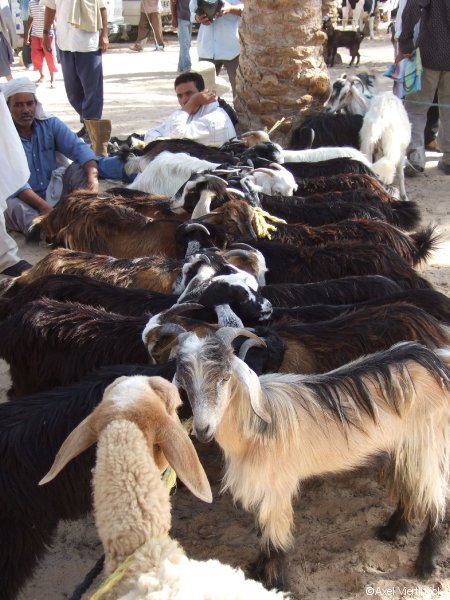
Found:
[40,376,287,600]
[262,274,404,308]
[283,157,376,179]
[174,331,450,590]
[322,17,365,67]
[170,172,420,230]
[324,73,411,200]
[270,288,450,325]
[289,113,363,150]
[134,137,233,163]
[3,248,185,295]
[126,151,222,197]
[0,362,177,600]
[28,198,258,259]
[235,239,433,289]
[27,190,188,245]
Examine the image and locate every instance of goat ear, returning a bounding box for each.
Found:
[232,356,271,424]
[39,414,98,485]
[159,417,213,504]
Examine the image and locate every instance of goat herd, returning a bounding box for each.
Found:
[1,112,449,599]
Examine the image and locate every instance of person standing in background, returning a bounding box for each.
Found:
[19,0,32,69]
[42,0,109,141]
[190,0,243,100]
[0,0,18,81]
[130,0,165,52]
[397,0,450,175]
[25,0,58,86]
[0,89,32,276]
[171,0,192,72]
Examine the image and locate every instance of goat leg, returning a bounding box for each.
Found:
[248,540,288,592]
[415,517,447,577]
[376,503,410,541]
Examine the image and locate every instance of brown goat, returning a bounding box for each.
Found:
[27,199,258,259]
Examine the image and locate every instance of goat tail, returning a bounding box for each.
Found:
[410,225,441,265]
[26,215,46,243]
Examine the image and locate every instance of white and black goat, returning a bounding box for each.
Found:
[174,330,450,591]
[324,73,411,200]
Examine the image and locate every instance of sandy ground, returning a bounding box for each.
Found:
[2,24,449,600]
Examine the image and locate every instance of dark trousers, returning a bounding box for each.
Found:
[22,20,32,67]
[424,92,439,145]
[58,49,103,121]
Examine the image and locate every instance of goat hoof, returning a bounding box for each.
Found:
[415,556,436,578]
[248,549,288,592]
[376,520,410,542]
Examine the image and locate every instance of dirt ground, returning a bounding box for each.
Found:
[3,24,449,600]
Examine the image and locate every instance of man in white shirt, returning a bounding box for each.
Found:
[42,0,109,140]
[144,63,237,146]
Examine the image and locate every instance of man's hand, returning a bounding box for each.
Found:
[100,34,109,52]
[83,160,100,193]
[195,11,212,25]
[182,89,218,114]
[171,15,178,28]
[43,33,53,53]
[395,51,412,63]
[216,1,243,17]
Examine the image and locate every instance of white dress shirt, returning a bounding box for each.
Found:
[144,100,236,146]
[43,0,105,52]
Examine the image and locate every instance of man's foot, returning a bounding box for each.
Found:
[129,44,143,52]
[404,158,424,177]
[1,260,32,277]
[425,138,441,152]
[437,161,450,175]
[154,44,165,51]
[36,75,45,84]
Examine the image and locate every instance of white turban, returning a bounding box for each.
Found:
[1,77,51,119]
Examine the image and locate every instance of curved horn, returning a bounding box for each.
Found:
[222,249,250,260]
[238,338,266,361]
[229,242,257,252]
[183,222,211,235]
[161,302,205,320]
[216,327,266,348]
[191,194,213,220]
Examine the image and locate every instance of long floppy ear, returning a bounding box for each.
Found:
[158,416,212,503]
[232,355,271,424]
[39,413,98,485]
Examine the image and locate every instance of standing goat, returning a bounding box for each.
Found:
[324,73,411,201]
[322,17,365,67]
[174,330,450,591]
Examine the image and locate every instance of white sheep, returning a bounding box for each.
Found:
[40,375,288,600]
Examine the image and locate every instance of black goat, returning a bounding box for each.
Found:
[0,362,177,600]
[238,239,433,289]
[261,274,404,308]
[284,157,376,179]
[289,113,363,150]
[270,288,450,325]
[323,18,365,67]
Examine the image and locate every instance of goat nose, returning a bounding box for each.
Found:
[194,424,214,443]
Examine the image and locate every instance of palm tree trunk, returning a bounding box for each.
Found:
[235,0,329,144]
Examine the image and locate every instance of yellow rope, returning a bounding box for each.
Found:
[253,207,287,240]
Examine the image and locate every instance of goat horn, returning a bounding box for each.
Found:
[183,223,211,235]
[216,327,266,348]
[222,249,250,260]
[191,194,213,219]
[229,242,257,252]
[238,338,266,361]
[163,302,204,319]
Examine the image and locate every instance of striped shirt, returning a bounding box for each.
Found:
[28,0,47,38]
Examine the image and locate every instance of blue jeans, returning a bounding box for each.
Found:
[177,19,192,72]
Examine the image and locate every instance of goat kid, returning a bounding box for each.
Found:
[174,330,450,590]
